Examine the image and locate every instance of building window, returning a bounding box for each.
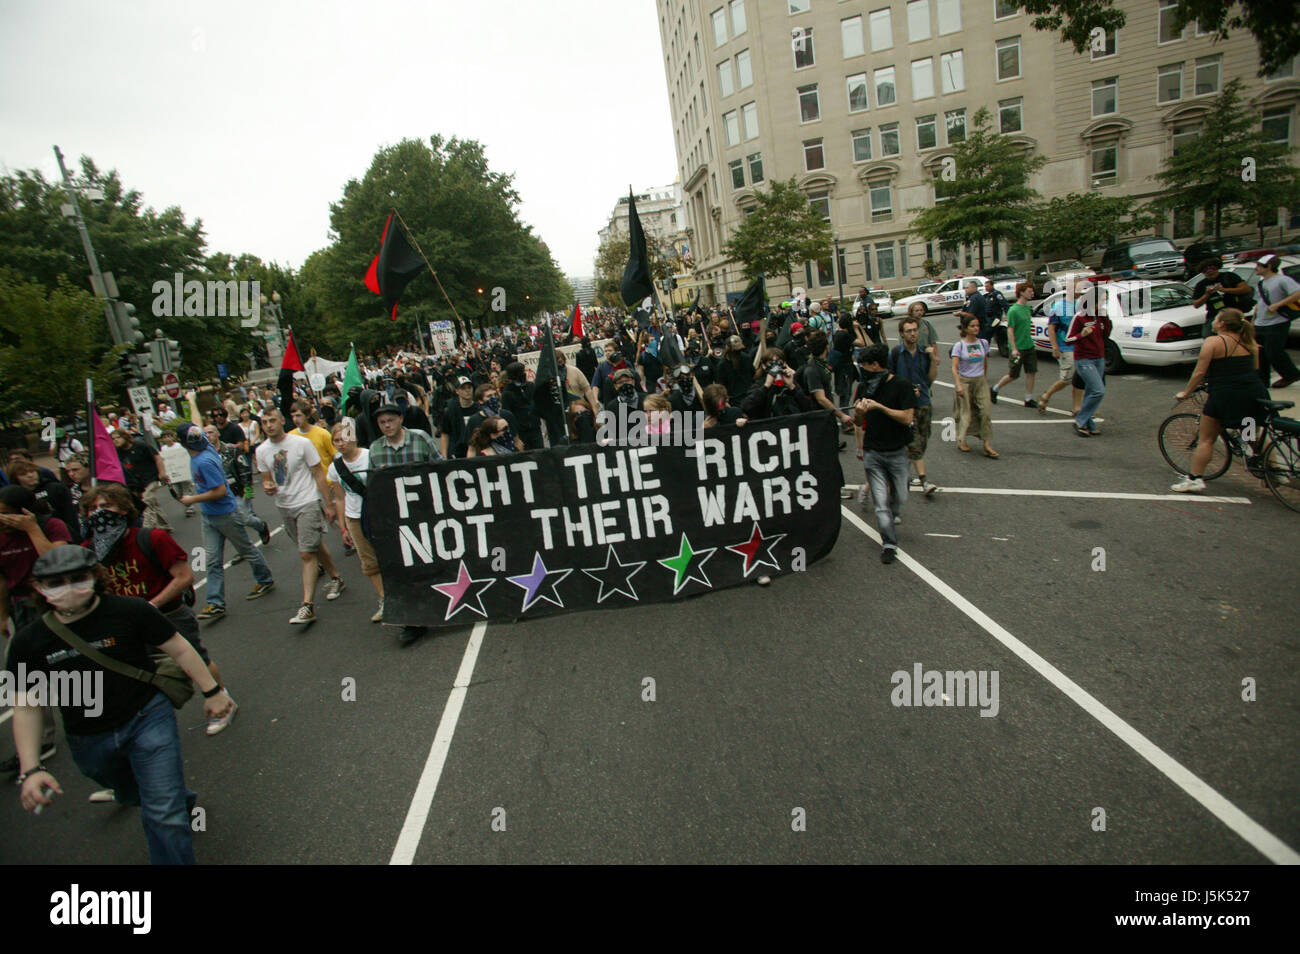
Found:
[999,97,1022,133]
[809,191,831,220]
[875,66,897,107]
[736,49,752,88]
[717,61,734,97]
[724,109,739,145]
[804,138,826,171]
[917,114,938,150]
[1092,77,1118,116]
[1091,28,1117,59]
[861,246,873,282]
[842,15,864,58]
[907,0,930,42]
[997,36,1021,80]
[869,8,892,52]
[995,0,1018,19]
[1172,121,1201,155]
[1007,241,1026,261]
[880,122,901,157]
[1266,57,1296,81]
[707,129,713,158]
[937,0,962,35]
[940,50,965,93]
[1195,55,1221,95]
[852,127,873,162]
[1173,206,1197,239]
[799,83,821,122]
[742,101,758,139]
[876,242,898,279]
[789,0,810,12]
[1158,63,1183,103]
[748,151,765,182]
[817,258,835,286]
[730,0,746,35]
[1158,1,1184,44]
[794,26,815,69]
[729,159,745,189]
[836,245,847,286]
[1091,144,1118,185]
[945,108,966,143]
[869,184,893,221]
[1263,107,1293,144]
[711,7,727,47]
[847,72,870,112]
[912,58,935,100]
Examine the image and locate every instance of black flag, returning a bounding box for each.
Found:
[620,190,654,306]
[532,317,567,445]
[733,276,768,328]
[364,211,425,320]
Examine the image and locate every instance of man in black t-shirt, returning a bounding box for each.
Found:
[798,331,855,431]
[852,344,918,565]
[1191,258,1253,340]
[112,429,169,530]
[439,377,479,458]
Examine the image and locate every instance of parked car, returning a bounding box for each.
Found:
[1029,280,1205,373]
[1029,260,1095,298]
[868,287,894,316]
[1099,237,1186,281]
[892,275,990,316]
[983,265,1027,300]
[1180,235,1255,278]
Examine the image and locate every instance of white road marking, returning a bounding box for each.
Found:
[924,532,962,538]
[931,379,1086,419]
[193,525,284,591]
[991,536,1010,541]
[841,504,1300,866]
[390,619,488,865]
[988,419,1089,424]
[925,486,1251,504]
[0,709,11,725]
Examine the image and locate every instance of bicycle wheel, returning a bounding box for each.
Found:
[1157,413,1232,480]
[1261,434,1300,512]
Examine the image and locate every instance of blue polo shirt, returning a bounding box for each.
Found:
[189,447,238,516]
[889,344,932,407]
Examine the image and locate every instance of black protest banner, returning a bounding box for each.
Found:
[367,412,844,626]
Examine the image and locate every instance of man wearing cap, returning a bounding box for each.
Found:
[8,546,234,864]
[1253,253,1300,389]
[369,402,441,647]
[440,376,480,459]
[177,422,275,620]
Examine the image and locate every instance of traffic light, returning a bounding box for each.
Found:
[116,351,133,379]
[166,339,182,369]
[133,352,154,379]
[111,301,142,347]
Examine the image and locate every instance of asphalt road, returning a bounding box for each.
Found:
[2,349,1298,865]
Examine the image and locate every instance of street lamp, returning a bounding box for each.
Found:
[833,233,844,314]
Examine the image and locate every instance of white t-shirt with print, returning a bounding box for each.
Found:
[255,432,321,511]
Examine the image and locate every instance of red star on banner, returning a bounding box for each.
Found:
[725,523,786,577]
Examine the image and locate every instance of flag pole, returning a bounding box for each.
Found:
[85,378,97,488]
[390,208,470,346]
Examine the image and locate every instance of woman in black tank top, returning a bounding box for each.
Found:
[1171,309,1266,491]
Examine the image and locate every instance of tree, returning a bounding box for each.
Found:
[907,108,1046,272]
[721,178,831,292]
[302,135,571,354]
[1029,193,1158,259]
[1018,0,1299,76]
[0,269,121,422]
[593,231,678,307]
[1145,78,1300,240]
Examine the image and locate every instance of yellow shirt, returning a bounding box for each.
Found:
[297,425,337,479]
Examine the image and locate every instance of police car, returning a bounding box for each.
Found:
[893,275,990,316]
[1029,279,1206,372]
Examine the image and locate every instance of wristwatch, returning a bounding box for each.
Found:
[16,765,47,784]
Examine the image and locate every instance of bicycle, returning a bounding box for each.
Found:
[1157,383,1300,511]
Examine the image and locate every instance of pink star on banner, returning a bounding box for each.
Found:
[432,560,497,620]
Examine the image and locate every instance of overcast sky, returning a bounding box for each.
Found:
[0,0,677,278]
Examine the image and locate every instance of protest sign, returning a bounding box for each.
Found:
[367,413,843,626]
[516,338,612,382]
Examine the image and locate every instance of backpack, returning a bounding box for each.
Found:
[134,528,197,607]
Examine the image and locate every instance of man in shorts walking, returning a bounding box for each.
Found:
[1038,291,1082,416]
[255,408,345,625]
[992,282,1039,407]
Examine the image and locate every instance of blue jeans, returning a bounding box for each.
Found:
[1074,357,1106,431]
[203,508,273,608]
[67,693,196,865]
[236,494,267,536]
[863,447,910,550]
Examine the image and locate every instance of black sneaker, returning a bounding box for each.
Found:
[990,387,1000,405]
[259,525,271,546]
[1024,397,1038,409]
[398,626,426,647]
[881,548,897,565]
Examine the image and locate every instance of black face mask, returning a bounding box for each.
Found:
[617,383,636,400]
[88,508,129,562]
[858,369,888,397]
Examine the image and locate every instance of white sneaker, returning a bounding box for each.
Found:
[371,599,385,623]
[206,699,238,736]
[909,476,923,487]
[324,576,346,601]
[89,789,115,803]
[856,485,868,505]
[922,481,939,496]
[1170,476,1206,493]
[289,603,316,625]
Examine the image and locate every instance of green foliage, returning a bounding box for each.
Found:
[721,178,831,289]
[0,269,121,421]
[907,108,1046,271]
[593,231,678,307]
[1030,193,1158,259]
[301,135,571,353]
[1145,78,1300,239]
[1018,0,1298,77]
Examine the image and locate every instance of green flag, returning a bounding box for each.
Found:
[342,345,364,397]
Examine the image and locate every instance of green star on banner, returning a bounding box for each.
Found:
[658,533,717,595]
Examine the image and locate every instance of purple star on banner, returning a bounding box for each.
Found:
[431,560,497,621]
[506,551,572,613]
[725,522,786,577]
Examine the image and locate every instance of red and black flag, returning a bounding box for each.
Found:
[364,211,426,321]
[620,190,654,307]
[569,302,584,339]
[278,329,304,414]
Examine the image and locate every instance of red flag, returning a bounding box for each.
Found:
[364,211,426,321]
[280,331,304,372]
[571,303,584,339]
[90,410,126,484]
[279,330,304,412]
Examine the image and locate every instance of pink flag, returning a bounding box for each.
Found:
[90,409,126,484]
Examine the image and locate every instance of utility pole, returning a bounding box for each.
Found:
[54,145,120,346]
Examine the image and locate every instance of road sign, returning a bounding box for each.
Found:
[127,385,152,415]
[163,372,181,399]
